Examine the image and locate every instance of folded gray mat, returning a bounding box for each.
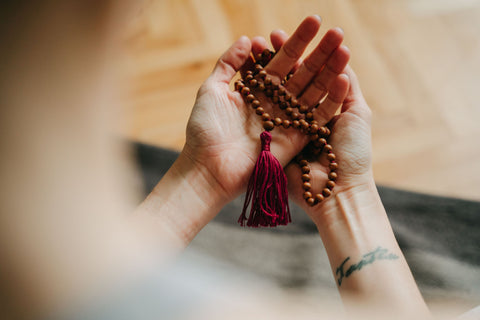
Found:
[134,142,480,308]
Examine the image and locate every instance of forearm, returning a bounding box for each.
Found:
[313,177,430,318]
[135,150,229,249]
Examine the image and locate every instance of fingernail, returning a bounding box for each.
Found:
[314,14,322,23]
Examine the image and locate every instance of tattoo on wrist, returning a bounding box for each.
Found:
[335,246,399,287]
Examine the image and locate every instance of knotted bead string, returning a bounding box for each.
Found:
[235,49,338,207]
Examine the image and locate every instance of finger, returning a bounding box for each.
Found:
[299,45,350,107]
[285,27,344,96]
[265,15,321,79]
[313,73,350,123]
[210,36,252,85]
[270,29,288,52]
[270,29,303,74]
[240,36,268,77]
[341,65,371,122]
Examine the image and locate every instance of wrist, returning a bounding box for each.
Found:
[135,150,229,248]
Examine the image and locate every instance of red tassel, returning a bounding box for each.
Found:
[238,131,291,227]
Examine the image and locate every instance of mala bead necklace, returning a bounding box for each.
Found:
[236,49,338,227]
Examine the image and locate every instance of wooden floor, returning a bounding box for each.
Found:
[122,0,480,200]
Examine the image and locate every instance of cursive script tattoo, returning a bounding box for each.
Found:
[335,246,399,286]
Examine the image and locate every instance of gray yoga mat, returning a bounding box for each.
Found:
[134,142,480,308]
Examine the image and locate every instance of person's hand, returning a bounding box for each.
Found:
[284,65,374,224]
[181,15,351,204]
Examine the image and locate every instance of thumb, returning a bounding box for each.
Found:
[341,65,371,122]
[210,36,251,85]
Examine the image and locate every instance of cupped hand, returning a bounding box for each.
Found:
[182,16,350,203]
[285,65,374,221]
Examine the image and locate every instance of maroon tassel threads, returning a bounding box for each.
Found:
[238,131,291,227]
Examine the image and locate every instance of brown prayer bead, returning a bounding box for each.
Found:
[327,153,336,161]
[305,112,314,120]
[315,194,324,203]
[285,107,293,115]
[264,77,272,85]
[324,144,333,153]
[256,107,264,115]
[249,79,258,87]
[310,134,319,141]
[310,124,319,133]
[262,113,271,121]
[291,112,300,120]
[303,191,312,199]
[299,160,308,166]
[303,182,311,190]
[251,100,260,109]
[241,87,250,95]
[278,87,286,96]
[282,120,291,128]
[291,99,299,108]
[258,83,266,91]
[322,188,332,197]
[258,70,267,78]
[279,101,288,110]
[328,172,338,180]
[246,94,255,103]
[329,162,338,170]
[327,180,335,189]
[301,166,310,174]
[284,93,292,101]
[301,174,310,181]
[274,118,282,126]
[299,105,309,113]
[263,121,274,131]
[292,120,300,128]
[307,198,315,206]
[318,138,327,145]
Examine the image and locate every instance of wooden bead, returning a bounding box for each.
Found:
[324,144,333,153]
[301,174,310,181]
[278,87,286,96]
[303,191,312,199]
[264,77,272,85]
[318,138,327,145]
[301,166,310,174]
[291,99,299,108]
[310,124,319,133]
[246,70,253,75]
[310,134,319,141]
[263,120,275,131]
[235,81,244,91]
[305,112,314,120]
[282,120,291,128]
[292,120,300,128]
[300,120,309,130]
[303,182,311,190]
[279,101,288,110]
[299,105,309,113]
[325,127,331,136]
[315,194,324,203]
[319,127,327,135]
[284,93,292,101]
[258,83,266,91]
[255,64,263,72]
[265,89,273,97]
[327,180,335,189]
[274,118,282,126]
[246,94,255,103]
[262,113,271,121]
[328,171,338,180]
[245,74,253,81]
[249,79,258,87]
[241,87,250,96]
[329,162,338,170]
[251,100,260,109]
[327,153,336,161]
[322,188,332,197]
[256,107,264,115]
[299,160,308,166]
[307,197,315,206]
[285,107,293,115]
[258,70,267,78]
[291,112,300,120]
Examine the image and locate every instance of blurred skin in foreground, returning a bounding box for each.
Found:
[0,2,449,320]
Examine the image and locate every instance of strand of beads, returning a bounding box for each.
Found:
[235,49,338,207]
